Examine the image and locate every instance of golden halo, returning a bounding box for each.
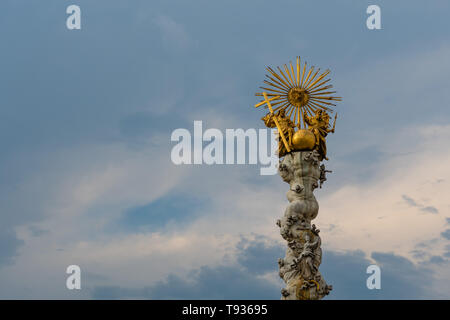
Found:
[255,57,342,128]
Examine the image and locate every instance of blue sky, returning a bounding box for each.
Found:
[0,0,450,299]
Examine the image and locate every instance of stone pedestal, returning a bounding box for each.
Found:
[277,150,332,300]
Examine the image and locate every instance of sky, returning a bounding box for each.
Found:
[0,0,450,299]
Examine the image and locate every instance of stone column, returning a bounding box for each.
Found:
[277,150,332,300]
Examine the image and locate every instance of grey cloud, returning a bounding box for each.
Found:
[402,195,419,207]
[428,256,447,264]
[402,195,439,214]
[441,229,450,240]
[369,252,433,299]
[235,237,284,274]
[421,206,439,214]
[321,250,433,299]
[0,230,24,267]
[91,236,439,300]
[409,249,427,260]
[28,226,49,237]
[83,272,109,283]
[154,14,193,52]
[92,236,284,299]
[415,242,428,248]
[92,265,280,300]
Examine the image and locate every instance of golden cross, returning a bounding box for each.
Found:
[255,92,291,153]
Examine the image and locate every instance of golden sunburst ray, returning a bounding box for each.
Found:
[289,61,296,86]
[270,98,287,104]
[304,67,320,88]
[301,107,307,128]
[310,91,337,96]
[312,96,341,101]
[292,105,297,125]
[260,86,285,96]
[308,100,333,112]
[283,64,295,88]
[287,105,295,117]
[305,105,314,117]
[262,81,287,93]
[300,62,307,87]
[303,66,314,88]
[309,84,333,93]
[268,101,287,109]
[308,79,332,93]
[273,100,290,110]
[255,56,342,128]
[306,70,330,90]
[255,92,278,96]
[265,74,289,90]
[267,67,290,88]
[309,99,337,107]
[277,66,294,88]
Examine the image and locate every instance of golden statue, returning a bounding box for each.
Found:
[254,56,341,161]
[262,109,296,157]
[304,109,337,161]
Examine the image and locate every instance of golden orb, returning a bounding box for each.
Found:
[292,129,316,150]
